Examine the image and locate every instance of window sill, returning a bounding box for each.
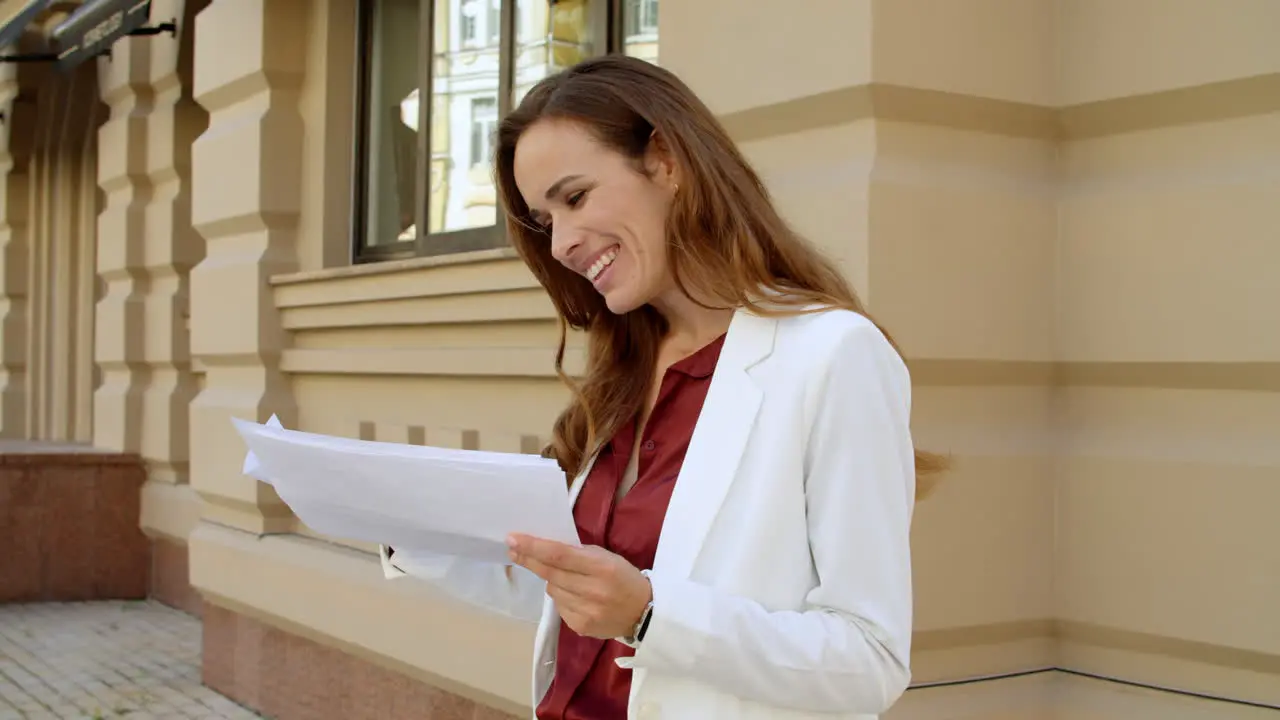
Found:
[271,246,520,288]
[267,245,551,334]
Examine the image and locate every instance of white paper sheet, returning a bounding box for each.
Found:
[233,416,579,564]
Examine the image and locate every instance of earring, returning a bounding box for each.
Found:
[673,183,680,194]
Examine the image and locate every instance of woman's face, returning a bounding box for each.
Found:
[513,118,678,315]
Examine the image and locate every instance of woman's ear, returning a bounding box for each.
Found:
[646,129,681,190]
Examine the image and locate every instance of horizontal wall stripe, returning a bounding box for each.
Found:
[1060,73,1280,140]
[721,83,1056,143]
[1059,620,1280,678]
[907,619,1280,708]
[279,348,1279,392]
[1056,361,1280,393]
[908,359,1055,387]
[911,359,1280,392]
[719,74,1280,143]
[914,618,1055,652]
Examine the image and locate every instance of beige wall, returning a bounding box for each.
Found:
[1054,2,1280,710]
[0,0,1275,717]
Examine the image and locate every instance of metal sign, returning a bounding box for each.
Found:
[51,0,162,71]
[0,0,52,51]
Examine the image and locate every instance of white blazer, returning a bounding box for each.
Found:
[381,305,917,720]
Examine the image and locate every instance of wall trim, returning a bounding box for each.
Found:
[719,75,1280,143]
[190,526,1280,713]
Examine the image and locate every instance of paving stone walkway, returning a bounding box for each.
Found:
[0,601,262,720]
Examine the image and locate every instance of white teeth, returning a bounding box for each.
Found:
[586,248,619,282]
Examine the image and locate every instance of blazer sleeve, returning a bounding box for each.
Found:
[380,545,548,624]
[626,320,916,714]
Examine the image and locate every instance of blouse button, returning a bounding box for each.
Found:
[642,440,656,452]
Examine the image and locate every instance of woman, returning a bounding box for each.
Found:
[381,54,943,719]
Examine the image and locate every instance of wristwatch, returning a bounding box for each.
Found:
[621,569,654,646]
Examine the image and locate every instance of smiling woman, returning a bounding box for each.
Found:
[381,55,945,720]
[513,118,678,316]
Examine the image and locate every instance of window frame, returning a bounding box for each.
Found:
[351,0,634,264]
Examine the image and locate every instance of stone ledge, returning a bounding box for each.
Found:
[203,601,519,720]
[188,523,534,715]
[0,443,145,464]
[0,451,150,603]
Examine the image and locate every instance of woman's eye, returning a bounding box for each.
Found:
[566,190,585,207]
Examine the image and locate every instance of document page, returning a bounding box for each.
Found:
[234,416,579,564]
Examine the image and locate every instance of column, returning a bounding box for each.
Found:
[94,33,150,452]
[0,61,30,438]
[663,0,1060,706]
[188,0,304,533]
[89,0,211,581]
[136,0,206,490]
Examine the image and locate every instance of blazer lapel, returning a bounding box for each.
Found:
[568,453,596,508]
[653,308,776,580]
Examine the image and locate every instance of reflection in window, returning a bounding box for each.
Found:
[359,0,421,247]
[470,97,498,167]
[512,0,597,107]
[356,0,660,259]
[625,0,657,38]
[460,0,501,48]
[430,0,501,234]
[622,0,659,63]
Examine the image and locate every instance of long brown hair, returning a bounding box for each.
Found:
[495,55,945,500]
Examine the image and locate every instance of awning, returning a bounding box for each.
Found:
[0,0,53,53]
[50,0,175,71]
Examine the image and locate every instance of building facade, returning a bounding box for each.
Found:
[0,0,1276,717]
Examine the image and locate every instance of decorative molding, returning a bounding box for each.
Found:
[718,75,1280,144]
[280,346,583,379]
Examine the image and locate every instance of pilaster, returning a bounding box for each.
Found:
[0,61,29,438]
[136,0,207,495]
[87,0,210,547]
[664,0,1059,701]
[188,0,305,532]
[93,31,152,453]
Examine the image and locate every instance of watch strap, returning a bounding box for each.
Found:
[619,569,654,647]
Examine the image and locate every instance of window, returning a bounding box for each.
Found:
[353,0,660,261]
[459,0,502,48]
[470,96,498,167]
[624,0,657,41]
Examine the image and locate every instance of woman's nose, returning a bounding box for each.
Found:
[550,225,583,265]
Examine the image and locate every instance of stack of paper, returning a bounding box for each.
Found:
[234,416,579,564]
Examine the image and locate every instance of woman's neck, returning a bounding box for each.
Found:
[650,291,734,352]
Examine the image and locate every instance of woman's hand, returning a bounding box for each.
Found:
[507,534,652,639]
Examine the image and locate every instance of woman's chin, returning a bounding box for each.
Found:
[603,296,638,315]
[601,287,644,315]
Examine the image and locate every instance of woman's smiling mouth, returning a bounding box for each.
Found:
[586,247,619,284]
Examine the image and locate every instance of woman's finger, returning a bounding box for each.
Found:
[508,534,597,574]
[546,582,594,614]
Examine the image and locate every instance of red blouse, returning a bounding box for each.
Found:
[535,334,726,720]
